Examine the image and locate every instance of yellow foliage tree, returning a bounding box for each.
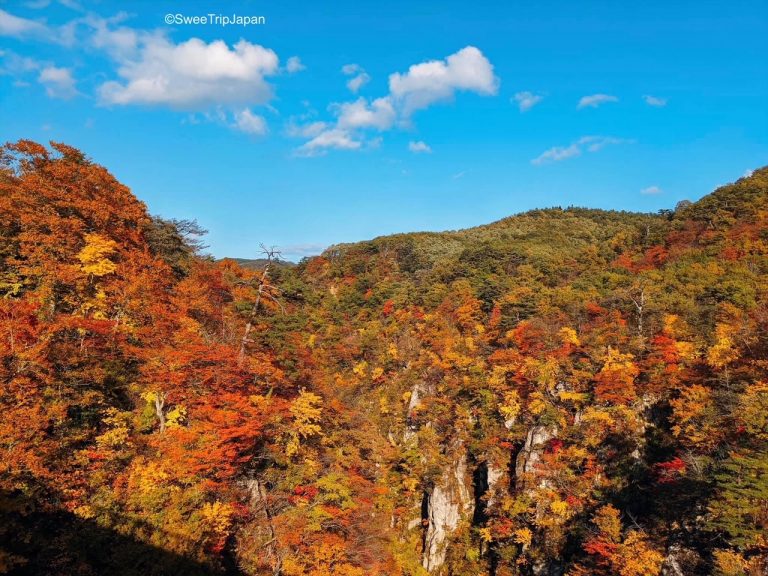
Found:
[286,388,324,457]
[559,326,581,347]
[95,407,132,449]
[499,390,521,425]
[77,233,118,277]
[613,531,664,576]
[738,381,768,441]
[669,385,720,449]
[593,504,621,543]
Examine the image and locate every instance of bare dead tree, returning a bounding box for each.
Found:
[629,286,646,339]
[154,392,167,433]
[237,244,285,368]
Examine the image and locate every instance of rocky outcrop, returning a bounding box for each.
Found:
[411,421,557,572]
[422,451,474,572]
[400,382,475,572]
[486,461,504,507]
[532,559,564,576]
[661,545,701,576]
[242,476,282,574]
[515,425,558,482]
[404,381,427,442]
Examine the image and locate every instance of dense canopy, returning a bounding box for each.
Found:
[1,141,766,575]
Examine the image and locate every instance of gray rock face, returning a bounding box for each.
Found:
[661,545,701,576]
[532,559,564,576]
[404,381,426,442]
[662,553,685,576]
[415,425,558,572]
[401,382,477,573]
[515,425,558,481]
[486,460,504,507]
[422,452,474,572]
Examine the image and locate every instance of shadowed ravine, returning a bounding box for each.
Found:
[0,488,242,576]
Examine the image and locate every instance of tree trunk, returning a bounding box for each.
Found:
[238,261,271,368]
[154,392,166,433]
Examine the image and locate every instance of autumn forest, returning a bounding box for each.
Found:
[1,140,767,576]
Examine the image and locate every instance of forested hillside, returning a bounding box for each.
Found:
[1,140,766,576]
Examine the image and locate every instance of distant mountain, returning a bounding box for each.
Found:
[223,257,296,270]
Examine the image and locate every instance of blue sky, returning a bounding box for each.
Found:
[1,0,766,260]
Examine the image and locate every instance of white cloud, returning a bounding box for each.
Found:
[579,135,631,152]
[577,93,618,109]
[335,96,396,130]
[2,11,282,133]
[38,65,77,99]
[296,128,362,156]
[531,144,582,165]
[347,72,370,93]
[640,185,662,195]
[513,91,543,112]
[408,140,432,153]
[286,56,305,73]
[74,16,284,133]
[341,63,370,93]
[285,120,329,138]
[296,46,498,155]
[389,46,498,115]
[232,108,267,135]
[743,169,754,178]
[532,135,631,165]
[25,0,51,8]
[99,37,280,109]
[58,0,83,10]
[0,50,39,75]
[342,63,362,75]
[87,14,141,60]
[0,8,79,44]
[0,9,47,37]
[452,170,466,180]
[643,95,667,107]
[0,51,63,97]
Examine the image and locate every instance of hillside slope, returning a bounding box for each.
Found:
[1,141,766,576]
